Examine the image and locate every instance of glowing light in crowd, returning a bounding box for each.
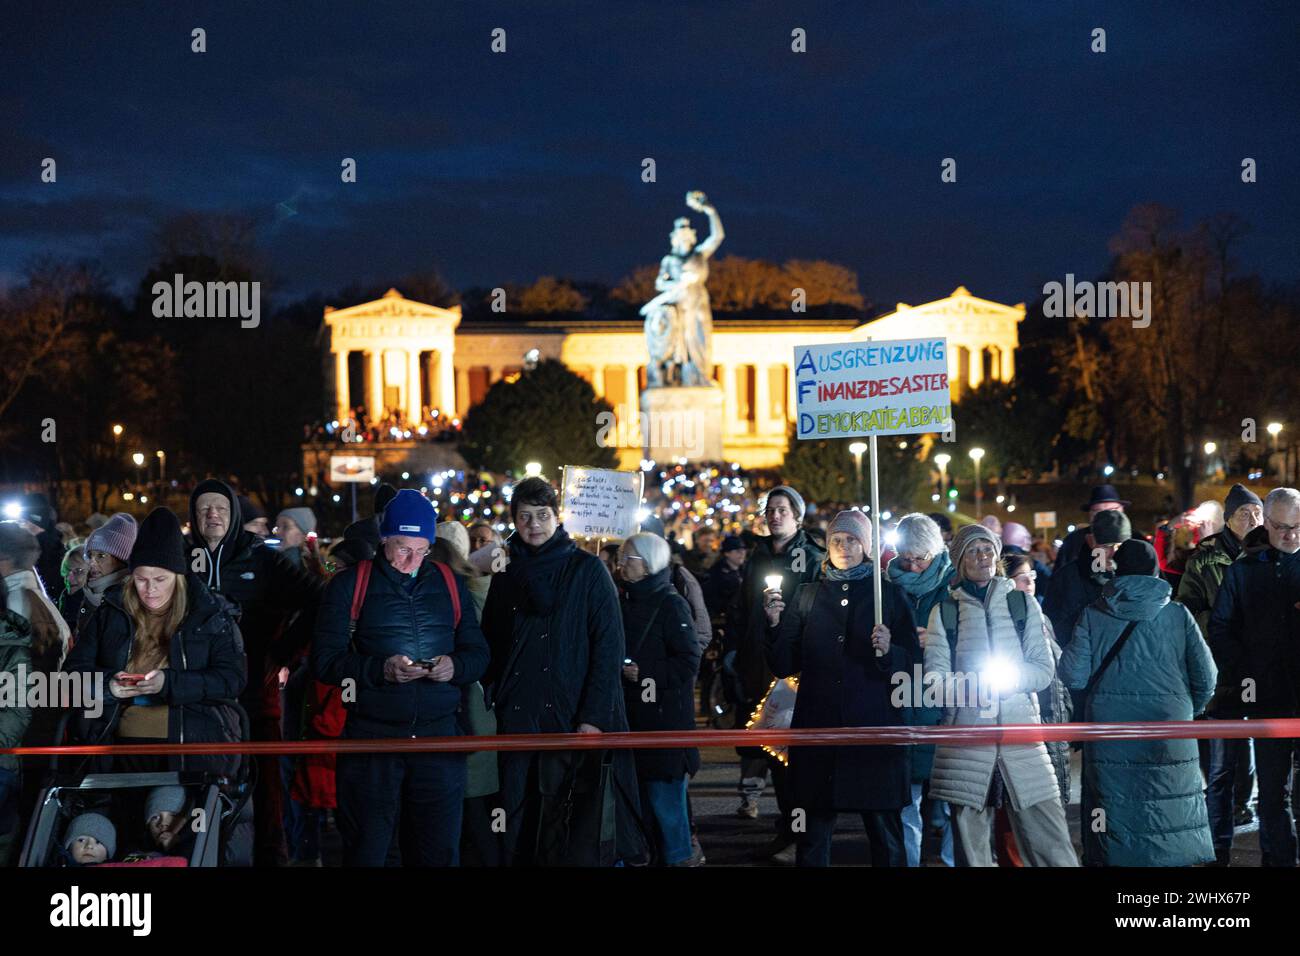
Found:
[884,530,900,548]
[122,493,134,501]
[1,502,21,519]
[332,494,341,503]
[525,462,542,477]
[139,496,148,504]
[1204,441,1217,456]
[881,510,892,521]
[995,495,1005,504]
[294,487,304,497]
[982,656,1019,695]
[764,574,782,591]
[401,472,410,480]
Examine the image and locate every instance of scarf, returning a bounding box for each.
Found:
[824,560,872,581]
[886,549,954,601]
[1218,528,1242,561]
[82,568,129,609]
[504,525,577,616]
[960,579,990,603]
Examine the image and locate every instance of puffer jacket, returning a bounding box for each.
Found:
[310,555,489,737]
[1061,575,1217,866]
[62,576,247,776]
[0,611,33,776]
[923,576,1060,812]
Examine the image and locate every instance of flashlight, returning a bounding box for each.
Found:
[764,574,782,592]
[1,501,22,520]
[982,656,1020,696]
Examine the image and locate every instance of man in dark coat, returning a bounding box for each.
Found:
[727,484,825,859]
[1049,484,1136,576]
[1178,483,1264,859]
[1043,509,1131,650]
[1207,487,1300,867]
[311,489,489,866]
[186,478,324,866]
[18,493,65,596]
[704,534,746,620]
[480,477,644,866]
[764,509,917,866]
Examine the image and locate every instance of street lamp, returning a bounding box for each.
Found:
[524,461,542,477]
[934,453,951,499]
[1203,441,1217,457]
[848,442,867,502]
[1268,422,1284,479]
[969,447,985,518]
[156,450,166,485]
[131,452,145,490]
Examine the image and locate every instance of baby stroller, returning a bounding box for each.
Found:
[18,699,254,868]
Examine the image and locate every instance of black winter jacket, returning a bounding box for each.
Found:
[62,576,247,776]
[310,555,489,737]
[621,569,701,780]
[1207,527,1300,718]
[766,574,915,812]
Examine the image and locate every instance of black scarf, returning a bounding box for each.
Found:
[505,526,577,616]
[1219,528,1242,561]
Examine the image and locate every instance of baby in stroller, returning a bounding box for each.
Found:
[56,786,199,867]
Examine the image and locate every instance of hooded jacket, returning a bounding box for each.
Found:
[62,576,247,777]
[187,480,323,702]
[1061,575,1217,866]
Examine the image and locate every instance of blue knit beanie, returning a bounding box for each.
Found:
[379,489,436,540]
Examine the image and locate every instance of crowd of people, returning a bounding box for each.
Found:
[0,472,1297,869]
[305,406,461,444]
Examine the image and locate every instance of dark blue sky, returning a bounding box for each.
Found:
[2,0,1297,308]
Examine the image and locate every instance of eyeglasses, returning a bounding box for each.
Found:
[617,553,645,566]
[895,553,932,569]
[392,546,430,559]
[1267,517,1300,534]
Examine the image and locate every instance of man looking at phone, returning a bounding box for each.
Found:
[312,489,489,866]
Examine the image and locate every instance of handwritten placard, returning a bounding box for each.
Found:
[793,337,952,439]
[560,466,645,540]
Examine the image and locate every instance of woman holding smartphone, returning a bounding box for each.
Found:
[63,508,246,780]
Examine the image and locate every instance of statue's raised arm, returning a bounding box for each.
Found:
[686,190,724,259]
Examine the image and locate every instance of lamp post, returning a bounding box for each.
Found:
[849,442,867,502]
[969,447,985,518]
[934,452,951,500]
[131,452,145,491]
[1268,422,1283,478]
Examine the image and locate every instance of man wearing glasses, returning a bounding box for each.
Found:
[312,489,489,866]
[1208,487,1300,867]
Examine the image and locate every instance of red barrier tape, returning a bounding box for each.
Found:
[4,719,1299,757]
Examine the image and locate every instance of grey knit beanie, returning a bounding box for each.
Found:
[145,785,188,823]
[84,512,138,563]
[950,523,1002,580]
[64,812,117,859]
[276,507,317,535]
[765,485,806,522]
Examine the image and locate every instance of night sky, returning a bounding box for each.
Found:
[3,1,1297,308]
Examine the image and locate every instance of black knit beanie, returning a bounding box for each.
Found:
[129,508,189,574]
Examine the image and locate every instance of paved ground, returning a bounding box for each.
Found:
[316,745,1264,866]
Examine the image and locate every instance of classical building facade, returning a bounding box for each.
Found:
[320,286,1024,469]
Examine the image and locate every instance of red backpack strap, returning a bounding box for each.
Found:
[348,559,373,633]
[433,560,461,629]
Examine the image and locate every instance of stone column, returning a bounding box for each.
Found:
[439,348,456,417]
[334,349,350,422]
[1002,346,1015,382]
[367,350,384,417]
[406,348,422,422]
[455,367,470,417]
[754,363,771,435]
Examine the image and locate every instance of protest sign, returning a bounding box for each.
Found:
[793,337,951,439]
[559,466,645,540]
